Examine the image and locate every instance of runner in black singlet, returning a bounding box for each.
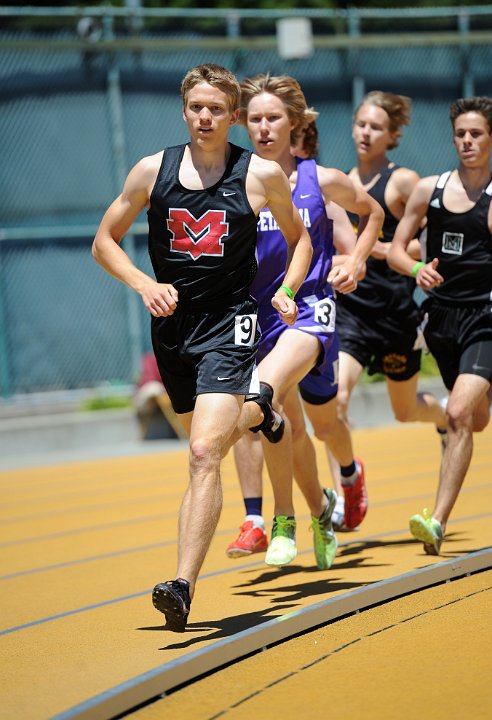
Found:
[330,91,448,530]
[389,95,492,555]
[92,64,313,631]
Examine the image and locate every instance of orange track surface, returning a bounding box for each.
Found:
[1,423,491,719]
[133,569,492,720]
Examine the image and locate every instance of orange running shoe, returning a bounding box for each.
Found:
[226,520,268,558]
[343,458,368,530]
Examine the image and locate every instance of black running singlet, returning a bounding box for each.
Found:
[338,164,416,318]
[424,171,492,305]
[147,143,258,303]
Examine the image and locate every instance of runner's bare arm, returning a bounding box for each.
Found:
[388,177,444,290]
[368,166,421,260]
[392,166,421,208]
[329,201,366,281]
[247,155,313,324]
[319,167,383,293]
[93,153,179,317]
[328,200,357,255]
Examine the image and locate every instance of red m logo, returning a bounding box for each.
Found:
[167,209,229,260]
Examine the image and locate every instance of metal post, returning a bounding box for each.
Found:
[0,246,11,398]
[125,0,144,35]
[227,10,243,72]
[106,54,143,382]
[348,8,365,108]
[458,10,474,98]
[226,11,240,39]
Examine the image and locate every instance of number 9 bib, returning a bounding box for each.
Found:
[235,314,258,346]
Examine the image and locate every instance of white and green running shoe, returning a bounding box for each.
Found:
[311,488,338,570]
[409,508,443,555]
[265,515,297,566]
[331,493,346,532]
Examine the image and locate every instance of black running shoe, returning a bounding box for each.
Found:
[248,381,285,443]
[152,579,191,633]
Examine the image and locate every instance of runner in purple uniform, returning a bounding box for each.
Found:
[227,74,383,568]
[227,121,365,562]
[288,123,368,528]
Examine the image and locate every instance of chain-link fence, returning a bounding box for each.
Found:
[1,5,491,398]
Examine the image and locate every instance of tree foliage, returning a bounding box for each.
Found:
[5,0,492,8]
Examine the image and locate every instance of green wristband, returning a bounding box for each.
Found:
[277,284,294,300]
[412,261,425,278]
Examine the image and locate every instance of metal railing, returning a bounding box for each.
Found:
[1,5,491,400]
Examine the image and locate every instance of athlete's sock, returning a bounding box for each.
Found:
[245,514,265,528]
[341,461,358,486]
[244,497,262,518]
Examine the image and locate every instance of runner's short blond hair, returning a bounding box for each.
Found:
[240,73,318,146]
[354,91,412,150]
[181,63,241,112]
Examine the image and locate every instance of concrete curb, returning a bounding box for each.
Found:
[51,547,491,720]
[0,378,446,469]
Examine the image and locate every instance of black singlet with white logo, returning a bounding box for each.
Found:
[148,143,258,303]
[338,163,416,318]
[424,171,492,305]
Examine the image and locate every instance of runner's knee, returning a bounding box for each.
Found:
[189,437,221,474]
[312,417,338,442]
[336,389,350,419]
[446,402,474,432]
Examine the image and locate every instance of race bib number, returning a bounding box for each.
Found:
[235,314,257,346]
[313,297,336,332]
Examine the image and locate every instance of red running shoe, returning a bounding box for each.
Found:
[226,521,268,558]
[343,458,368,530]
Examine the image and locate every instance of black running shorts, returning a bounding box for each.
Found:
[151,296,260,414]
[423,300,492,391]
[336,302,421,381]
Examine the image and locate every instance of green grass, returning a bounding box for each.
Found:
[80,395,133,411]
[420,352,440,377]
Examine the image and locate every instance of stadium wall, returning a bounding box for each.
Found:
[1,5,491,398]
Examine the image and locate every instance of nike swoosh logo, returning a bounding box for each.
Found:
[223,192,236,197]
[217,376,230,381]
[300,194,311,199]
